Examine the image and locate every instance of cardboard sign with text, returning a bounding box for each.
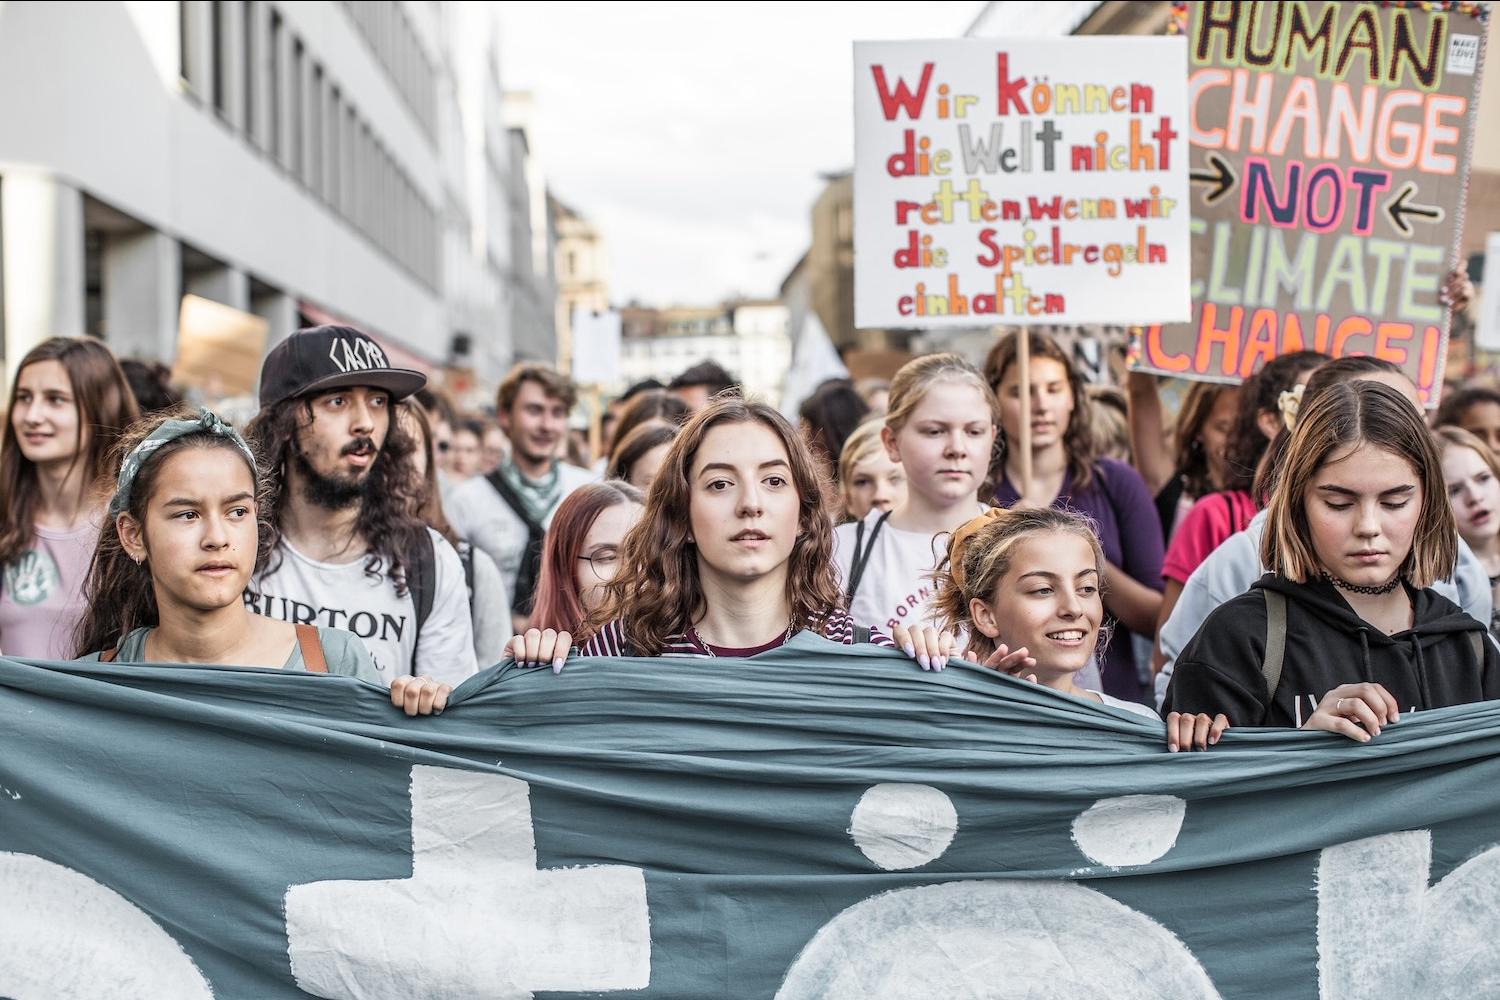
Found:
[172,294,269,401]
[854,37,1191,329]
[1130,1,1489,407]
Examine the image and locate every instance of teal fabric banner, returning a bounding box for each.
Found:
[4,632,1500,998]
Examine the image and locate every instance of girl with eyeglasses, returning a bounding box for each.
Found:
[526,481,646,647]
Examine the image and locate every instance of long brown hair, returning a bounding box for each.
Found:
[530,480,644,636]
[245,393,428,592]
[587,398,844,654]
[1171,381,1236,498]
[0,337,138,566]
[397,398,457,544]
[1262,379,1455,588]
[74,405,274,656]
[983,331,1094,490]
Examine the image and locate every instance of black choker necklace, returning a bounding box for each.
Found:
[1323,572,1402,596]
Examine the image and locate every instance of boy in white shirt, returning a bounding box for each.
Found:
[243,325,477,686]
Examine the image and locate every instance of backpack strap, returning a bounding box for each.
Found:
[1470,628,1485,665]
[407,534,437,676]
[457,540,477,615]
[295,624,328,674]
[845,511,892,602]
[1261,588,1287,713]
[853,625,871,645]
[484,470,547,615]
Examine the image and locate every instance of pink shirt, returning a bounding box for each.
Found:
[1161,490,1257,586]
[0,520,100,659]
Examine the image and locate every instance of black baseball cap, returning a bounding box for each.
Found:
[258,325,427,410]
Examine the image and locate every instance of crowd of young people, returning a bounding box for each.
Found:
[5,287,1499,748]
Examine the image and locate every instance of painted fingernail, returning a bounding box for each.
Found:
[918,654,931,670]
[553,659,565,674]
[1169,744,1178,753]
[903,644,915,658]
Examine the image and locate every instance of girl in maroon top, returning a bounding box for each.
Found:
[509,399,948,668]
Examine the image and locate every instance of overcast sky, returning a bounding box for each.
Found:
[495,1,983,307]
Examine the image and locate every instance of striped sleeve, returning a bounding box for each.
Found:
[579,619,628,657]
[818,611,897,648]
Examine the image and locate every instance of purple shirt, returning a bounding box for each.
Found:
[993,457,1165,702]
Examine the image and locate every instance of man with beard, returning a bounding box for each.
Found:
[447,364,594,630]
[243,325,477,684]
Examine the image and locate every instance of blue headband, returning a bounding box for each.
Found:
[108,408,257,517]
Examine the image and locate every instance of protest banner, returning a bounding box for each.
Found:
[6,640,1500,999]
[853,37,1192,330]
[1130,1,1490,407]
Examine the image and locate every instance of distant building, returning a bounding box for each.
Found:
[618,302,791,405]
[552,195,609,376]
[0,1,556,389]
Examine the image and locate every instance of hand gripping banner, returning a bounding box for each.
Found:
[5,633,1500,998]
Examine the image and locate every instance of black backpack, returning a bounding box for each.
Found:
[404,533,477,676]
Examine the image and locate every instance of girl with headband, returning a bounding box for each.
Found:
[73,406,449,716]
[934,506,1227,751]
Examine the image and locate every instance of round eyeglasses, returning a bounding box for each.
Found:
[577,548,620,582]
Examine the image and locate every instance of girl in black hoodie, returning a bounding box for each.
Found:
[1164,380,1500,741]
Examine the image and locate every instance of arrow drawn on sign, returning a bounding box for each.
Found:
[1189,153,1236,204]
[1384,182,1444,237]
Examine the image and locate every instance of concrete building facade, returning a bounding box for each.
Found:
[0,1,555,389]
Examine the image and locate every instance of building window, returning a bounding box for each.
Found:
[268,9,282,159]
[210,0,227,115]
[289,39,304,176]
[242,1,256,138]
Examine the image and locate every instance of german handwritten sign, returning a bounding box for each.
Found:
[854,38,1191,329]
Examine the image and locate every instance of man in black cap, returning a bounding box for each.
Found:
[243,325,477,685]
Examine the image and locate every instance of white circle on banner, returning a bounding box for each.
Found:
[849,783,958,870]
[1071,794,1186,867]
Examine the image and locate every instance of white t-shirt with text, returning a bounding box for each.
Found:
[245,528,478,686]
[833,510,957,634]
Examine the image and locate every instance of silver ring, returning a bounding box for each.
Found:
[1336,698,1346,712]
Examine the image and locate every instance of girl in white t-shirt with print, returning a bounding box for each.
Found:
[834,354,997,652]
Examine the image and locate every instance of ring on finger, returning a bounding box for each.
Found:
[1336,698,1346,712]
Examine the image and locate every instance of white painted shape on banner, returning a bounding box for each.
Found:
[0,852,214,999]
[1317,831,1500,998]
[775,878,1221,999]
[848,783,958,870]
[285,765,650,1000]
[1070,794,1185,867]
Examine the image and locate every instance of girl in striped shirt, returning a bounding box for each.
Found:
[508,398,950,668]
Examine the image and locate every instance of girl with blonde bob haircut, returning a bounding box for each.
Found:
[837,418,905,523]
[934,506,1225,750]
[1165,380,1498,741]
[507,398,947,666]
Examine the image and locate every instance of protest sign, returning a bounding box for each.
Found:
[853,38,1191,329]
[1131,1,1489,406]
[171,294,269,400]
[7,638,1500,998]
[1479,232,1500,351]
